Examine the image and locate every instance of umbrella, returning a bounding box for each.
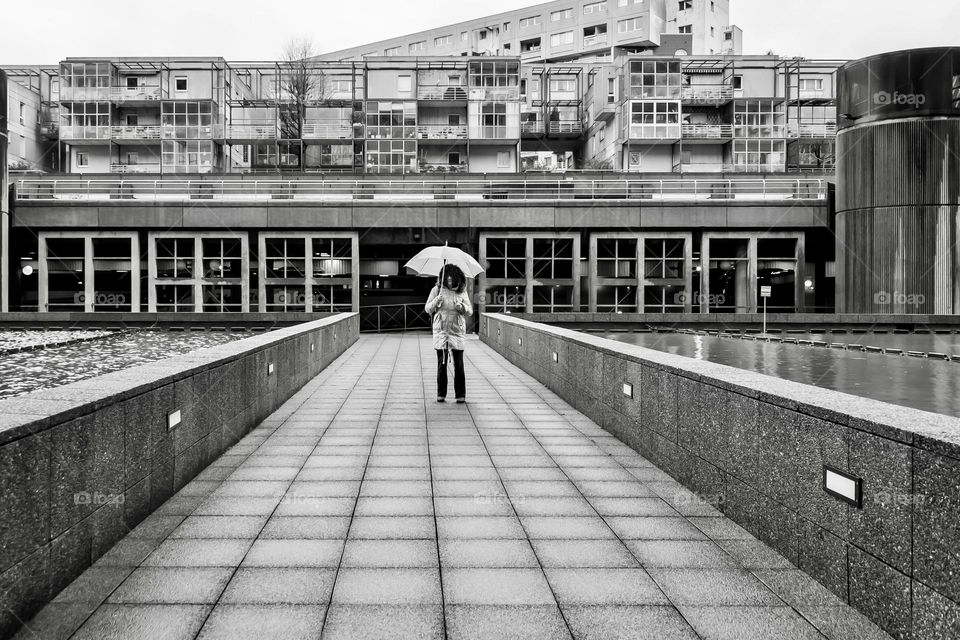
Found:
[404,242,485,280]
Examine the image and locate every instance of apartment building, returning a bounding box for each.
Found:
[10,52,839,177]
[318,0,741,63]
[583,55,840,172]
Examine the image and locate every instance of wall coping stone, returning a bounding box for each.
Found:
[0,312,356,447]
[486,313,960,460]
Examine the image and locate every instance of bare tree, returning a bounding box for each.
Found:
[279,38,326,147]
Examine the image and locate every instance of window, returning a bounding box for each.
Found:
[126,152,139,165]
[126,76,139,89]
[710,26,715,36]
[479,31,487,40]
[384,46,401,56]
[550,31,574,47]
[607,77,617,103]
[434,35,453,47]
[409,41,426,53]
[398,75,412,93]
[678,24,693,34]
[678,0,693,9]
[125,114,138,126]
[618,18,643,33]
[618,0,643,5]
[461,31,469,41]
[521,37,542,52]
[503,22,510,31]
[734,99,786,138]
[629,101,681,138]
[583,1,607,14]
[550,79,576,93]
[497,151,510,168]
[448,151,461,165]
[76,152,89,167]
[551,8,573,20]
[799,78,824,92]
[175,77,188,92]
[725,31,733,40]
[19,102,25,125]
[732,75,743,89]
[519,15,542,28]
[448,114,461,126]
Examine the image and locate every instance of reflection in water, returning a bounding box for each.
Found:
[604,332,960,418]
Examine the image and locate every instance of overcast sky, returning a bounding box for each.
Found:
[1,0,957,65]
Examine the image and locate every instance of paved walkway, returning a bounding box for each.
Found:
[17,335,891,640]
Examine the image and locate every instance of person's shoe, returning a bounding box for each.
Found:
[437,397,446,403]
[455,397,466,404]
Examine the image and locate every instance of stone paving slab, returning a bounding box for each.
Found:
[12,334,893,640]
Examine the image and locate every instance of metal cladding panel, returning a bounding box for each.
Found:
[837,207,958,314]
[837,119,960,213]
[838,47,960,129]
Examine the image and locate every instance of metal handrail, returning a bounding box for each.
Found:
[416,124,468,139]
[360,303,432,333]
[15,176,829,203]
[681,123,734,138]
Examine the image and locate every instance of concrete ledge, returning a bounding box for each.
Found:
[0,312,359,637]
[481,313,960,640]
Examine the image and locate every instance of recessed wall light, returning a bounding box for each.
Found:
[622,383,633,398]
[823,466,862,508]
[167,410,181,430]
[268,363,275,375]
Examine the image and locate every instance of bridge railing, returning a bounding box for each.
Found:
[14,177,828,203]
[360,304,433,333]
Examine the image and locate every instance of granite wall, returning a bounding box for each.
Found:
[481,313,960,640]
[0,312,359,638]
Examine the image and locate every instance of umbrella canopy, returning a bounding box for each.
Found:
[405,244,485,279]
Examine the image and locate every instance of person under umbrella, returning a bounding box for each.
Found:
[424,263,473,403]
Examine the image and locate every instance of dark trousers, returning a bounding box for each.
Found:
[436,349,465,399]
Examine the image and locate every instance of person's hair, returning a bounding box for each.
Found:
[440,264,467,293]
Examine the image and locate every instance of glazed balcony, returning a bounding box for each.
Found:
[110,125,162,141]
[680,85,735,106]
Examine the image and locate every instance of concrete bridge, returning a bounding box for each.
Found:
[5,328,906,640]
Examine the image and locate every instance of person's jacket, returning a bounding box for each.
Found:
[425,284,473,350]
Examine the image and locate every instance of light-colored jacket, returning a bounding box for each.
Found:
[425,284,473,350]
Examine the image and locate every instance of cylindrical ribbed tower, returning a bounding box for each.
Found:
[836,47,960,314]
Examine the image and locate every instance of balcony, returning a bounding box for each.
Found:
[416,125,468,141]
[583,34,609,48]
[110,162,161,174]
[682,123,734,140]
[468,87,521,102]
[681,85,735,106]
[39,122,60,139]
[301,123,353,140]
[628,124,682,142]
[110,86,163,102]
[418,162,469,173]
[111,125,162,141]
[787,122,838,138]
[59,125,110,141]
[470,124,521,141]
[548,121,582,135]
[521,121,545,135]
[224,122,277,142]
[417,86,468,101]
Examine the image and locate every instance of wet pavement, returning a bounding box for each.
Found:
[14,334,892,640]
[0,330,251,400]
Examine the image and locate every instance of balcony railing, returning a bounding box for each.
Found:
[59,125,111,140]
[787,122,838,137]
[416,125,468,140]
[224,123,277,140]
[548,121,582,135]
[111,125,162,140]
[417,86,469,101]
[301,123,353,139]
[16,177,828,203]
[110,163,161,174]
[681,85,735,105]
[682,123,734,139]
[468,87,520,101]
[521,121,545,134]
[628,124,682,140]
[110,86,163,102]
[418,162,469,173]
[469,124,521,140]
[583,34,609,47]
